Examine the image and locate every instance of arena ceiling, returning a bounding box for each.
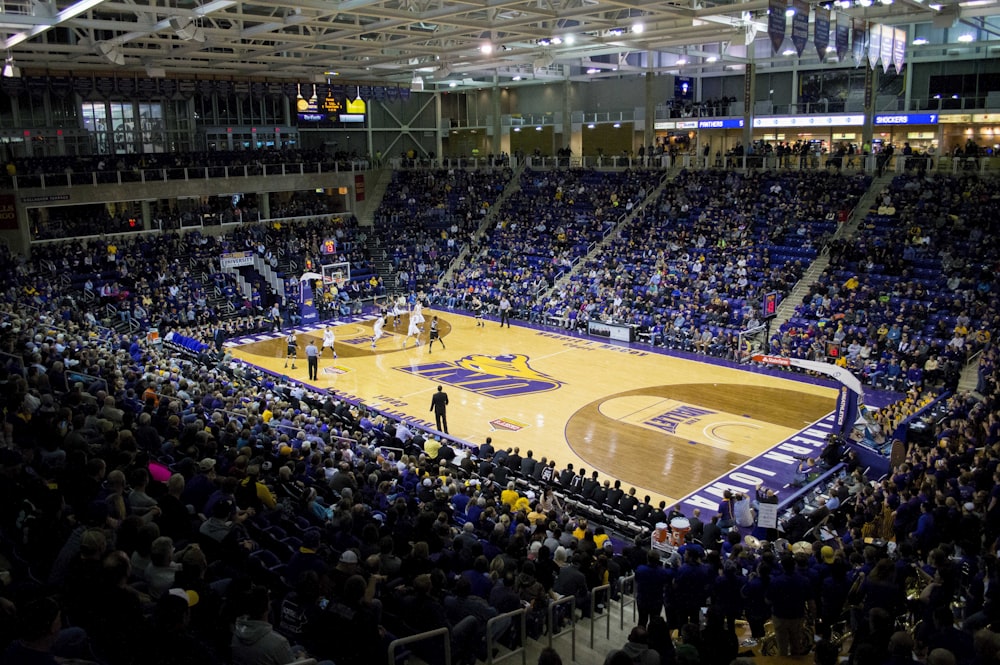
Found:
[1,0,999,88]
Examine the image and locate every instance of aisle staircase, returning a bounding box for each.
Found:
[544,168,675,298]
[440,161,526,285]
[770,172,891,330]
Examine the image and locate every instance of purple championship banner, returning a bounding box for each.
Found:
[675,412,836,515]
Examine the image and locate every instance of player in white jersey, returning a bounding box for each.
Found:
[371,314,386,348]
[392,295,407,327]
[402,314,422,348]
[411,300,425,327]
[322,327,337,359]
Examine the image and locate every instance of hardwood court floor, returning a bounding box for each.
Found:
[229,312,835,507]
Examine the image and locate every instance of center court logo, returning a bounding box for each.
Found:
[395,353,563,398]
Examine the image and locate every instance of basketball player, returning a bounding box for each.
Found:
[402,313,422,348]
[371,314,386,349]
[322,326,337,359]
[471,294,484,327]
[284,332,297,369]
[411,298,425,329]
[392,294,406,327]
[427,315,445,353]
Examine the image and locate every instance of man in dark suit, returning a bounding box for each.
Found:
[581,471,600,501]
[558,463,575,489]
[619,487,639,515]
[520,450,537,477]
[783,506,811,543]
[605,480,624,512]
[478,437,495,459]
[429,385,449,434]
[506,447,522,474]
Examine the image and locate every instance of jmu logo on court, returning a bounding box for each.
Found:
[395,354,562,399]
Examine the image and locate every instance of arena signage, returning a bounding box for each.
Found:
[697,119,744,129]
[873,113,938,125]
[752,114,864,128]
[0,194,17,230]
[587,320,634,342]
[219,251,255,268]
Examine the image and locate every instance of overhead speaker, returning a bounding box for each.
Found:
[170,17,206,42]
[97,42,125,66]
[411,75,424,92]
[932,6,958,29]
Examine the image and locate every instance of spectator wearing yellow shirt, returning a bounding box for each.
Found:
[500,481,519,509]
[423,436,441,460]
[572,518,589,540]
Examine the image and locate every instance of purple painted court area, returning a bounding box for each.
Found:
[675,413,838,516]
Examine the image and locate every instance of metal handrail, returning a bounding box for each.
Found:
[617,574,637,630]
[386,626,450,665]
[485,607,527,665]
[589,583,612,649]
[547,595,576,662]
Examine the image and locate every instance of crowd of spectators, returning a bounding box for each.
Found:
[371,167,514,295]
[438,168,662,322]
[2,160,1000,665]
[775,173,999,389]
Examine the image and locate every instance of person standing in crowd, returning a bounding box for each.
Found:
[284,332,297,369]
[270,302,282,331]
[322,326,337,359]
[428,315,445,352]
[305,338,319,380]
[430,384,449,434]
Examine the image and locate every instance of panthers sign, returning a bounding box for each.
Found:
[395,354,562,399]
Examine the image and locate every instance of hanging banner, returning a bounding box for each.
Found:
[744,63,755,115]
[49,76,72,99]
[864,64,874,111]
[768,0,787,53]
[852,19,867,67]
[233,81,250,99]
[893,27,907,75]
[400,87,410,100]
[217,80,233,99]
[197,79,215,99]
[73,76,95,99]
[281,82,297,100]
[868,23,880,69]
[387,86,399,101]
[790,0,809,57]
[136,78,159,99]
[814,7,830,62]
[159,78,178,99]
[178,79,197,99]
[116,77,136,98]
[880,24,894,73]
[266,82,283,98]
[250,81,266,100]
[95,76,116,99]
[25,76,48,99]
[836,18,849,62]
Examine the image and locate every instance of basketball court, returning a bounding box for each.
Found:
[226,310,836,508]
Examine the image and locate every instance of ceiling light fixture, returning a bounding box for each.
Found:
[913,37,929,45]
[676,58,687,65]
[565,34,576,45]
[512,75,522,81]
[633,22,645,34]
[957,33,975,42]
[782,48,796,56]
[2,57,20,78]
[480,42,493,54]
[785,7,796,16]
[586,67,600,74]
[706,55,718,63]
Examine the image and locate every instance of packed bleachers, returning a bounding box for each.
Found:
[370,166,514,295]
[776,173,1000,389]
[2,164,1000,665]
[555,169,869,357]
[442,168,663,320]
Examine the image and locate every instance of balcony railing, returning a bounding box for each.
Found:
[9,159,371,190]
